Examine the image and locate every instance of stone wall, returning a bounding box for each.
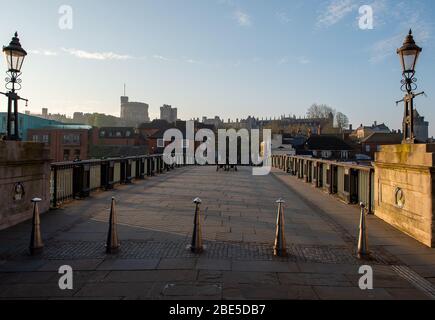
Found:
[374,144,435,247]
[0,141,51,230]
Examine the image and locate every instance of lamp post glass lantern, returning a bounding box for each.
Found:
[3,32,27,75]
[1,32,28,141]
[396,29,424,144]
[397,29,422,92]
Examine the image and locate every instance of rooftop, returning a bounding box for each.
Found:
[305,135,353,151]
[361,132,403,144]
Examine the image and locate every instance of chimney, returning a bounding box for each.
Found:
[349,124,353,131]
[374,121,377,127]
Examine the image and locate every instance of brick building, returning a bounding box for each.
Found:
[96,127,140,146]
[360,132,402,159]
[28,125,93,162]
[89,127,148,158]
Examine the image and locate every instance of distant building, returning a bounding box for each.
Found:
[160,105,178,124]
[89,127,148,159]
[0,112,63,141]
[260,113,336,136]
[270,134,296,156]
[120,95,150,126]
[223,116,260,130]
[202,116,223,128]
[360,132,402,159]
[138,120,213,154]
[413,109,429,142]
[96,127,139,146]
[28,124,93,162]
[138,120,173,142]
[303,135,354,160]
[41,108,48,119]
[353,122,390,140]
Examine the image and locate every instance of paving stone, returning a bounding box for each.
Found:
[0,283,80,298]
[157,258,197,270]
[278,273,353,287]
[297,262,358,275]
[0,260,47,272]
[312,286,393,300]
[197,270,223,283]
[103,270,197,283]
[232,261,292,273]
[384,288,431,300]
[38,259,103,271]
[161,282,222,297]
[0,272,55,284]
[223,271,280,285]
[97,259,160,271]
[196,259,231,271]
[74,282,154,298]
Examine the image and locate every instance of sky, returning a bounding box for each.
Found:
[0,0,434,135]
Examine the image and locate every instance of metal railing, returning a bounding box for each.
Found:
[50,153,189,208]
[272,155,375,213]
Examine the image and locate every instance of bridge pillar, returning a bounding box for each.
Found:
[374,144,435,248]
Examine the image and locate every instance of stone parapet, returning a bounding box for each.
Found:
[374,143,435,247]
[0,141,51,230]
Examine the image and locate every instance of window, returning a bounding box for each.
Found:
[42,135,49,143]
[365,145,371,153]
[126,131,131,137]
[63,149,70,161]
[63,134,80,145]
[157,139,165,148]
[116,131,122,137]
[32,135,39,142]
[377,145,382,152]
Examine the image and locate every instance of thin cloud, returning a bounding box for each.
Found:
[153,55,173,62]
[369,8,432,63]
[370,27,430,64]
[186,58,202,65]
[278,56,310,65]
[62,48,133,60]
[298,56,311,65]
[234,10,252,27]
[278,57,289,65]
[276,11,291,24]
[29,49,58,56]
[317,0,357,28]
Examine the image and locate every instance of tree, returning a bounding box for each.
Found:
[335,112,349,130]
[306,104,335,119]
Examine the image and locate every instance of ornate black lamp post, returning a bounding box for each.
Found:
[396,30,424,144]
[1,32,28,141]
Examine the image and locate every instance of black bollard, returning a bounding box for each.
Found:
[106,197,120,254]
[357,202,370,259]
[190,198,203,254]
[273,198,287,257]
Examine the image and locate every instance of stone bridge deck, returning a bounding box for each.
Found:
[1,166,435,300]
